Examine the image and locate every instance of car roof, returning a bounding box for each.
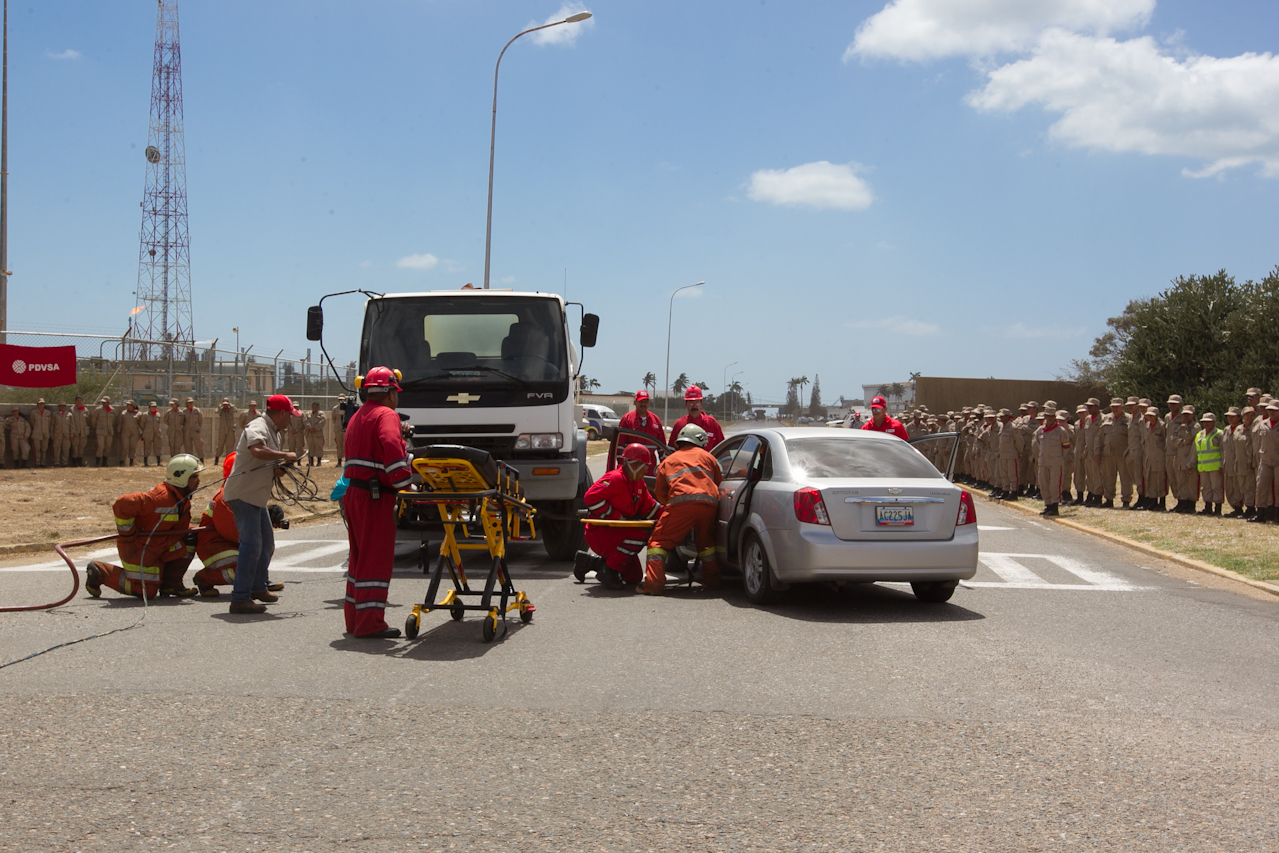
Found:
[731,426,905,444]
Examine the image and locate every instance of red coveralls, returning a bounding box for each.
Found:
[193,489,240,589]
[93,482,193,597]
[342,400,411,636]
[617,410,666,447]
[644,446,723,594]
[669,412,725,451]
[583,465,661,584]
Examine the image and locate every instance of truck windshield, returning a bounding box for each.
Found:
[362,295,567,384]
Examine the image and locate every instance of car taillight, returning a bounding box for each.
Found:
[956,490,977,526]
[793,487,831,525]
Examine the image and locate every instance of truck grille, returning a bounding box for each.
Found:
[411,436,518,454]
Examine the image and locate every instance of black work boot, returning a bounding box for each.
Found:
[1041,503,1060,517]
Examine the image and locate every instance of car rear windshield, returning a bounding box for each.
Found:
[784,437,942,479]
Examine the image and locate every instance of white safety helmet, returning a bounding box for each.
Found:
[164,453,205,489]
[676,424,709,448]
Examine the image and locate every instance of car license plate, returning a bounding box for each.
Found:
[875,505,914,526]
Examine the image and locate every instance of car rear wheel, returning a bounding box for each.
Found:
[742,533,780,605]
[910,580,957,603]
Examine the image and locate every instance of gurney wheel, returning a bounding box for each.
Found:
[404,613,420,640]
[450,603,465,622]
[481,610,498,643]
[519,607,533,624]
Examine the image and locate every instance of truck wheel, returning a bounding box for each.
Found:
[541,516,585,561]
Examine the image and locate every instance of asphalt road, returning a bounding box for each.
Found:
[2,489,1278,851]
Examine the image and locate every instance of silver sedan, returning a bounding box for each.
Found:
[711,427,978,604]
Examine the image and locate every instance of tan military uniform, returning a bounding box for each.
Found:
[4,411,31,465]
[69,404,90,464]
[89,403,115,461]
[162,405,185,457]
[1174,414,1201,504]
[1036,415,1072,507]
[214,402,238,460]
[183,404,205,460]
[1256,412,1279,509]
[996,416,1024,494]
[28,404,52,466]
[288,413,306,456]
[52,407,72,466]
[141,409,163,464]
[1141,412,1167,503]
[1126,403,1146,501]
[119,407,143,465]
[330,402,347,463]
[1097,406,1131,505]
[304,410,327,464]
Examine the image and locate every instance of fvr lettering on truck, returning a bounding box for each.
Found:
[354,289,599,560]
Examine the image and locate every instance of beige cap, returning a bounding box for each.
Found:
[1267,403,1279,413]
[1247,387,1263,396]
[169,398,179,405]
[1145,407,1159,416]
[1043,399,1058,409]
[249,400,259,407]
[998,408,1011,416]
[1085,397,1099,406]
[1126,396,1139,404]
[99,396,110,403]
[1076,404,1087,412]
[1168,394,1183,404]
[57,402,67,407]
[185,397,194,403]
[1026,400,1039,408]
[149,401,158,407]
[1183,405,1196,415]
[1110,397,1124,406]
[1243,406,1256,415]
[36,398,45,405]
[1056,411,1068,420]
[1139,398,1151,406]
[1227,406,1241,415]
[1201,412,1216,422]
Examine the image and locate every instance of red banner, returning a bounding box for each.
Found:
[0,343,78,388]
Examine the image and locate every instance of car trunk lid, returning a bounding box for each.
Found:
[813,478,960,541]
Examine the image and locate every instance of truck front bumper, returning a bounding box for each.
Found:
[504,457,580,502]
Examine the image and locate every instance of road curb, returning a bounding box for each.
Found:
[0,542,54,556]
[959,484,1279,599]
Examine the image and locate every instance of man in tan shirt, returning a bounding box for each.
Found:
[70,395,90,467]
[183,398,205,462]
[119,401,143,466]
[141,401,163,466]
[89,397,116,467]
[28,398,52,467]
[214,398,238,464]
[303,402,327,466]
[162,399,185,458]
[4,406,31,467]
[52,402,72,467]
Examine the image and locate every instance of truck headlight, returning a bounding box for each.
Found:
[515,433,563,450]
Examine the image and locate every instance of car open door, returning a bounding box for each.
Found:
[907,432,961,481]
[713,435,762,566]
[606,427,673,490]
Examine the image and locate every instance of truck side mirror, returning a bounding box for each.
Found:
[306,306,324,341]
[580,313,599,348]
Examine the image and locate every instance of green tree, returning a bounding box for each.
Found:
[785,378,800,418]
[642,371,656,395]
[808,374,824,418]
[671,373,689,395]
[889,381,905,408]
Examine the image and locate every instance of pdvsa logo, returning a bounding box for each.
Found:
[12,359,60,374]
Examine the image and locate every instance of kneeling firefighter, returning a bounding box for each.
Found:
[576,443,662,588]
[191,452,287,596]
[643,424,724,595]
[86,454,204,599]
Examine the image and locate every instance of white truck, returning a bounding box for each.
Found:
[307,288,600,560]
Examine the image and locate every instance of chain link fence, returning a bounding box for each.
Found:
[0,331,355,409]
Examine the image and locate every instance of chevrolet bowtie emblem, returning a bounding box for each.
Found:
[446,393,482,405]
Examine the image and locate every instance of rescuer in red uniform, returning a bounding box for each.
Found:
[342,366,412,639]
[193,454,241,595]
[617,390,666,447]
[861,395,909,440]
[85,453,204,599]
[576,443,662,588]
[643,424,723,595]
[669,386,725,451]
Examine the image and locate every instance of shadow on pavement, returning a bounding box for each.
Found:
[327,616,527,660]
[721,581,985,624]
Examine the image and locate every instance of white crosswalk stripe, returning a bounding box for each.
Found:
[0,539,355,574]
[966,552,1146,591]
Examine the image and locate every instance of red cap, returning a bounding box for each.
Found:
[871,396,887,409]
[684,386,704,402]
[635,390,650,402]
[267,394,301,417]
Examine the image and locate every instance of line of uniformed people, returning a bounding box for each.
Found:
[908,389,1278,520]
[1,393,354,469]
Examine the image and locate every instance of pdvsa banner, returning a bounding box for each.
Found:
[0,343,77,387]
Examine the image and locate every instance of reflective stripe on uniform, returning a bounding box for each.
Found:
[668,493,718,506]
[344,595,387,610]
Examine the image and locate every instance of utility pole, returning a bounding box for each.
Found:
[0,0,10,344]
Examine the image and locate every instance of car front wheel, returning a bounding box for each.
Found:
[741,532,780,605]
[910,580,957,603]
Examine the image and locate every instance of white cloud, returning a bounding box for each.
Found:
[47,49,81,60]
[359,260,373,268]
[499,275,517,284]
[396,253,438,270]
[847,0,1279,177]
[847,315,940,336]
[846,0,1151,61]
[1004,321,1086,339]
[527,3,594,47]
[968,31,1279,177]
[747,161,874,211]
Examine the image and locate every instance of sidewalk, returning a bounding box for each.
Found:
[961,485,1279,598]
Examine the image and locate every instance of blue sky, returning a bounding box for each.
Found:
[7,0,1279,406]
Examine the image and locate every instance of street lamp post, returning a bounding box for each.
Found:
[482,10,592,289]
[730,369,743,419]
[722,361,737,420]
[664,281,704,426]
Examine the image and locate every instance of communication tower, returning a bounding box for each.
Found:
[132,0,191,359]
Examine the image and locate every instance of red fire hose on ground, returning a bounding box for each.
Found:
[0,527,209,670]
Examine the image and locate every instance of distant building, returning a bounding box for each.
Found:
[860,382,916,411]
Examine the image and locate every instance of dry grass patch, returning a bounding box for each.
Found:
[1004,493,1279,581]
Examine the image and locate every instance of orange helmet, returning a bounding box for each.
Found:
[222,451,236,479]
[361,366,401,391]
[683,386,703,402]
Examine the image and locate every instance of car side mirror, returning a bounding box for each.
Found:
[306,306,324,341]
[580,313,599,348]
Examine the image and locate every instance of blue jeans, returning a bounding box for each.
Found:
[229,499,274,602]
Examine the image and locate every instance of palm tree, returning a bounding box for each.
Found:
[588,378,601,392]
[889,382,905,407]
[795,375,810,401]
[642,372,656,395]
[672,373,689,395]
[876,383,891,399]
